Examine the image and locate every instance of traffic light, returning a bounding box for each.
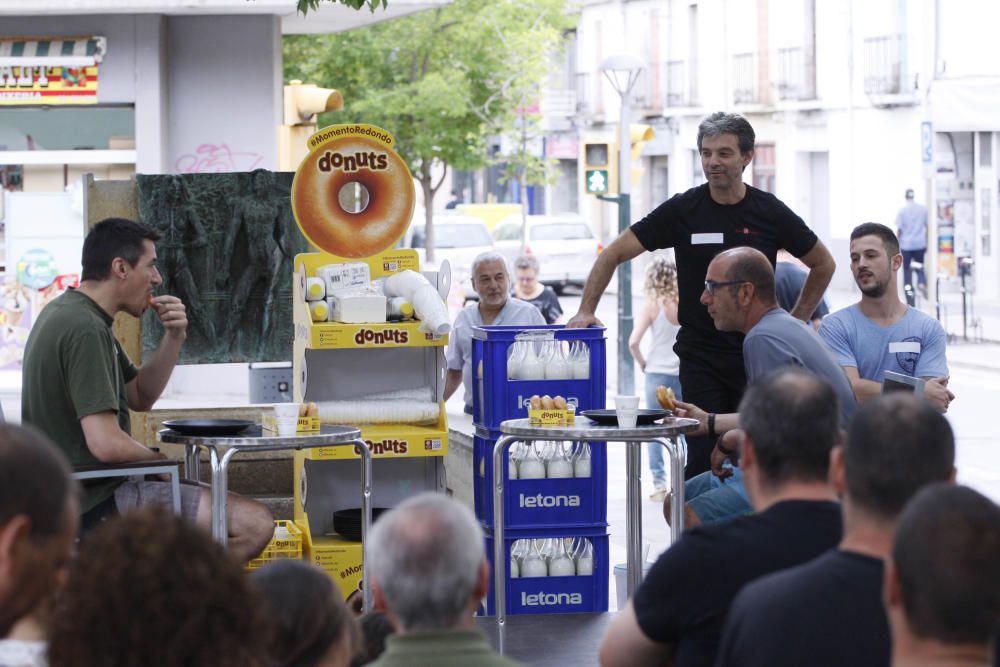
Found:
[278,79,344,170]
[630,124,655,162]
[583,140,617,194]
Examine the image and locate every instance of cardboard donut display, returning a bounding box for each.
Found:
[291,124,415,258]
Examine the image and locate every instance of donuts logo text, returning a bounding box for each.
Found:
[317,150,389,174]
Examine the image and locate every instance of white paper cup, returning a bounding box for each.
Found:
[614,395,640,411]
[617,410,638,428]
[273,403,301,420]
[276,418,298,436]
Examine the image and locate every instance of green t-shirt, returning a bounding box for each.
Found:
[22,289,138,512]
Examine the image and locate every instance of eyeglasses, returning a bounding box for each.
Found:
[703,279,749,296]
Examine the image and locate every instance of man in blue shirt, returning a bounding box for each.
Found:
[895,189,927,304]
[819,222,953,412]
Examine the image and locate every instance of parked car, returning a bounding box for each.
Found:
[399,213,494,302]
[492,213,602,293]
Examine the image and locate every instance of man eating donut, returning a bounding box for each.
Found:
[445,251,544,415]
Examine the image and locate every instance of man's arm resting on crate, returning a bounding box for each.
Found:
[444,368,462,401]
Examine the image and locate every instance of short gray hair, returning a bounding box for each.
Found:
[367,493,485,630]
[513,255,540,274]
[471,251,509,278]
[697,111,756,154]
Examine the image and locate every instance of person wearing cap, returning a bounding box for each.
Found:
[895,189,927,304]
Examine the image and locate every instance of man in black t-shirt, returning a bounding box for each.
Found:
[716,394,956,667]
[568,112,835,478]
[598,368,843,667]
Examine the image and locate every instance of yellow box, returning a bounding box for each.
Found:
[301,523,364,601]
[261,414,321,434]
[297,407,449,460]
[246,520,303,571]
[528,407,576,426]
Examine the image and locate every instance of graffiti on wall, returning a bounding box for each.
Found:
[174,143,263,174]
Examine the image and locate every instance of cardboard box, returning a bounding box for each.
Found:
[528,406,576,426]
[302,525,364,601]
[261,414,321,434]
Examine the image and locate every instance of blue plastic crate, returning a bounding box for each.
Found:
[471,325,606,430]
[481,526,609,616]
[473,429,607,530]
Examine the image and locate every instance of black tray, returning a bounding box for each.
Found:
[333,507,389,541]
[580,409,669,426]
[162,419,254,436]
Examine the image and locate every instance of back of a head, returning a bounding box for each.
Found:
[892,484,1000,645]
[844,394,954,520]
[48,508,271,667]
[252,559,358,667]
[368,492,484,631]
[905,188,915,200]
[738,368,839,484]
[721,246,776,305]
[81,217,161,282]
[0,424,74,537]
[350,612,395,667]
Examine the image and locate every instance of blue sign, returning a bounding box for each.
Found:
[921,121,933,164]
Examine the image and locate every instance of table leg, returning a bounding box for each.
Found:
[492,435,518,629]
[207,446,226,545]
[184,444,200,482]
[625,440,643,598]
[170,464,182,516]
[655,436,686,543]
[352,438,373,613]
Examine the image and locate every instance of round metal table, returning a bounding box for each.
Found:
[159,424,373,610]
[492,416,699,627]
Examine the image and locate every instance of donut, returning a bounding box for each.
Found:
[292,128,415,258]
[656,385,677,411]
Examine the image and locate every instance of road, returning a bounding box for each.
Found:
[556,289,1000,608]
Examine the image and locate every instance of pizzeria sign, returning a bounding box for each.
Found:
[0,36,106,105]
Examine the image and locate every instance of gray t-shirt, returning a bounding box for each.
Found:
[895,201,928,251]
[744,308,857,427]
[447,298,544,407]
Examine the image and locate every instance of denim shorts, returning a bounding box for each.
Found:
[684,466,752,524]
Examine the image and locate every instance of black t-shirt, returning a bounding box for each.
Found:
[522,286,563,324]
[632,500,842,667]
[630,184,818,354]
[715,549,888,667]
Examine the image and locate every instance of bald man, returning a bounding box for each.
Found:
[673,247,856,525]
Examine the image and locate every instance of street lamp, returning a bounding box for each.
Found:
[599,53,644,396]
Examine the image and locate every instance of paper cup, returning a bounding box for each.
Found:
[276,418,298,436]
[273,403,301,420]
[617,410,638,429]
[614,395,640,411]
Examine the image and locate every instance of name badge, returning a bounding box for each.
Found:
[889,341,921,354]
[691,233,724,245]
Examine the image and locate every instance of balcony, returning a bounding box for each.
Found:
[776,46,816,101]
[663,59,699,107]
[863,34,917,107]
[732,52,759,105]
[631,66,661,115]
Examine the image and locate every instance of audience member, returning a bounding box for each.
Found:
[47,507,271,667]
[886,484,1000,667]
[674,247,856,525]
[716,393,956,667]
[820,222,953,412]
[599,368,843,667]
[512,255,563,324]
[628,255,682,501]
[366,493,522,666]
[20,217,273,560]
[350,612,395,667]
[0,424,77,640]
[445,252,544,414]
[775,250,829,328]
[251,559,359,667]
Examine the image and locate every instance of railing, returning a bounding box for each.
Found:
[575,72,591,114]
[863,34,905,95]
[732,52,759,104]
[663,59,698,107]
[776,46,816,100]
[632,64,661,113]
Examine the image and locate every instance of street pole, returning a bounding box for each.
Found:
[616,92,634,396]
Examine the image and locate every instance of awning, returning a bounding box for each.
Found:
[0,37,105,105]
[930,76,1000,132]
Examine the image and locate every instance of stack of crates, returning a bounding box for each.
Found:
[471,325,609,615]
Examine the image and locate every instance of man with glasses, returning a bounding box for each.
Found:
[671,247,855,526]
[568,112,834,478]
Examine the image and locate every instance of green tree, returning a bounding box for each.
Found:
[285,0,572,261]
[296,0,387,13]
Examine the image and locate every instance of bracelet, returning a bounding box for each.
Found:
[707,413,717,439]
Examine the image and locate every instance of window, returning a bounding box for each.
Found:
[752,143,776,193]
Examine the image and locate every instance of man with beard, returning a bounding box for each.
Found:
[819,223,953,412]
